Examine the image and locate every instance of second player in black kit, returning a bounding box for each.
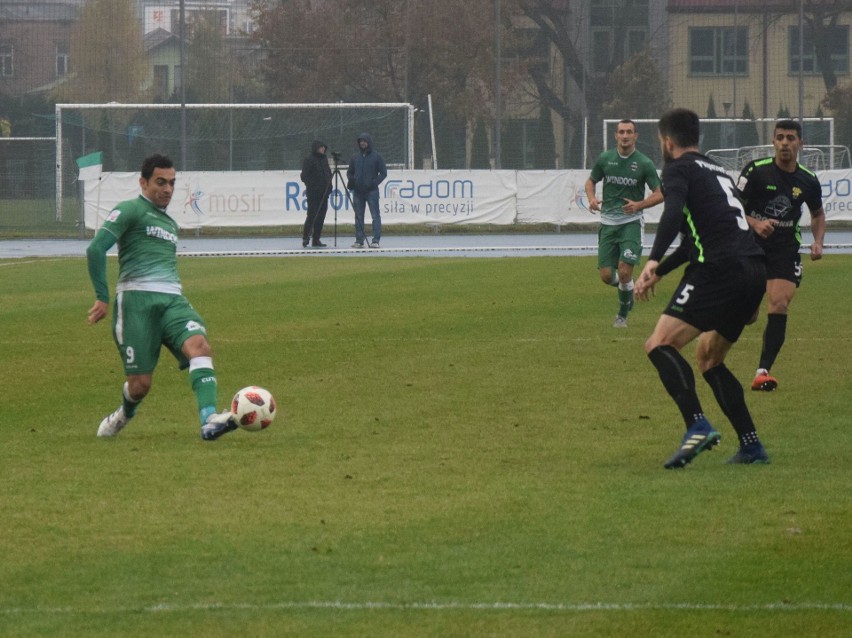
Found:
[736,119,825,392]
[635,108,769,468]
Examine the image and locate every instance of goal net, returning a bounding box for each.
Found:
[705,145,851,172]
[0,137,59,229]
[56,102,414,219]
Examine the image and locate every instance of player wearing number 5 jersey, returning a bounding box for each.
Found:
[86,153,239,441]
[737,119,825,392]
[635,108,768,468]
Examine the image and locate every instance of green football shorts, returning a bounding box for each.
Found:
[597,221,643,270]
[113,290,208,375]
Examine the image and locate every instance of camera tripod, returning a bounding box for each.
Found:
[323,153,356,248]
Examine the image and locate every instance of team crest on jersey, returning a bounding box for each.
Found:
[792,186,802,200]
[764,195,791,219]
[630,161,638,172]
[107,209,122,222]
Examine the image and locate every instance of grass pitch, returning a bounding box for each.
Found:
[0,254,850,637]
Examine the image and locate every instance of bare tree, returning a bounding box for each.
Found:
[58,0,147,103]
[185,12,243,103]
[518,1,586,121]
[251,0,500,119]
[251,0,513,166]
[517,1,598,166]
[803,0,852,93]
[601,51,668,120]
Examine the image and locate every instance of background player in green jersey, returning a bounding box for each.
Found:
[585,119,663,328]
[737,120,825,392]
[86,154,239,441]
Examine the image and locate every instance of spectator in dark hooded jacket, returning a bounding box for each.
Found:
[300,140,332,247]
[346,132,387,248]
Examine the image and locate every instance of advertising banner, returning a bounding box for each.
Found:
[84,168,852,229]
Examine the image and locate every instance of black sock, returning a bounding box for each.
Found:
[759,313,787,372]
[647,345,704,428]
[703,364,760,447]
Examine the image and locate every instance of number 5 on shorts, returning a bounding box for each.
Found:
[676,284,695,305]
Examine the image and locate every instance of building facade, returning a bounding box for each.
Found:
[667,0,851,120]
[0,1,83,96]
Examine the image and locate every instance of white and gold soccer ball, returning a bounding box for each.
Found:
[231,386,277,431]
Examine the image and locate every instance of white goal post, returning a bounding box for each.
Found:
[55,102,416,221]
[602,117,836,169]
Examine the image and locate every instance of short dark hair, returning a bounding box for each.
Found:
[617,118,636,132]
[658,108,700,148]
[141,153,174,180]
[775,119,803,139]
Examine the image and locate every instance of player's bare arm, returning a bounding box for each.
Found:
[810,206,826,261]
[622,187,663,215]
[746,215,776,238]
[635,259,660,301]
[87,300,108,325]
[585,178,601,212]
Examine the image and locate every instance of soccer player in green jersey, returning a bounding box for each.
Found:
[86,154,238,440]
[585,119,663,328]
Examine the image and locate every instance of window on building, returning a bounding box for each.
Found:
[589,0,650,74]
[501,118,539,170]
[154,65,170,101]
[789,25,849,74]
[171,8,229,36]
[591,29,613,73]
[689,26,748,75]
[0,44,13,77]
[56,42,70,77]
[626,29,646,57]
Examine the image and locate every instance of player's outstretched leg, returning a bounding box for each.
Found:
[201,412,238,440]
[751,368,778,392]
[98,406,130,437]
[663,417,721,469]
[97,382,139,437]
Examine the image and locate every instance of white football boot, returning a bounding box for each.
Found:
[97,406,130,437]
[201,412,238,441]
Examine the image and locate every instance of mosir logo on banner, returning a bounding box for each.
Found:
[182,183,265,216]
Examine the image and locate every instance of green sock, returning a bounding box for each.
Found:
[122,382,141,418]
[617,281,634,318]
[189,358,218,425]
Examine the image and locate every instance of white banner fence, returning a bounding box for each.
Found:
[83,169,852,230]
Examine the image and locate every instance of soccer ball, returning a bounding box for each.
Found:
[231,386,277,431]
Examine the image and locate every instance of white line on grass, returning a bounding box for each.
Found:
[0,258,78,267]
[3,600,850,615]
[173,242,852,258]
[176,245,600,257]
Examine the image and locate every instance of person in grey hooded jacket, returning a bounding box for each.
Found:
[346,132,387,248]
